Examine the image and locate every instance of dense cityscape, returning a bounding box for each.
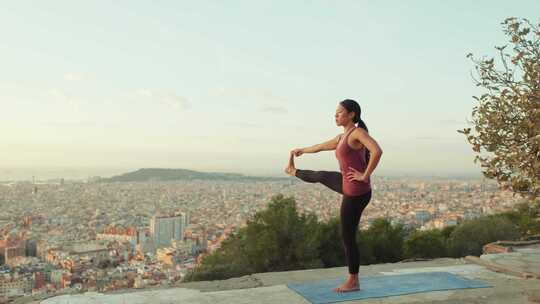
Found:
[0,174,523,302]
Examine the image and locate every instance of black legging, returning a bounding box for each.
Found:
[295,169,372,275]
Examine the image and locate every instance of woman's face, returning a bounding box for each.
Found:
[335,104,353,126]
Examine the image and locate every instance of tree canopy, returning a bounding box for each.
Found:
[459,17,540,202]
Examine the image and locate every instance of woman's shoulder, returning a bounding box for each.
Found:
[351,127,368,137]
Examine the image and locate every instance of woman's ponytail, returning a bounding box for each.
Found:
[340,99,370,164]
[356,119,370,164]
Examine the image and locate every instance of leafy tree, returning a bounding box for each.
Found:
[362,218,405,263]
[440,225,457,252]
[448,216,520,257]
[186,194,540,282]
[242,194,322,272]
[494,202,540,236]
[184,194,322,281]
[315,217,347,267]
[440,225,456,240]
[459,17,540,201]
[184,231,254,281]
[404,229,448,259]
[357,231,376,265]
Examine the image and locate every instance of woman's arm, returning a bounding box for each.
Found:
[352,128,383,178]
[293,135,341,156]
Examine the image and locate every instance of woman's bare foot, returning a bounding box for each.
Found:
[332,275,360,293]
[284,152,297,176]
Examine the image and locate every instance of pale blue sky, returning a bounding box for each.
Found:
[0,1,538,179]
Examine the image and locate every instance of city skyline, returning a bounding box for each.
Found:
[0,166,491,182]
[1,2,539,179]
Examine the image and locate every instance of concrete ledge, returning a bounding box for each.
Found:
[39,251,540,304]
[464,255,539,279]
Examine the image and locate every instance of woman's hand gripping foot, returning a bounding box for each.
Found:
[284,151,297,176]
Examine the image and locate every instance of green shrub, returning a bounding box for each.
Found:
[404,229,448,259]
[448,216,520,257]
[361,218,405,263]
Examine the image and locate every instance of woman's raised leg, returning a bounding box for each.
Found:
[285,152,343,194]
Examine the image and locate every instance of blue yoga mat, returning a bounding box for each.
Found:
[287,271,492,304]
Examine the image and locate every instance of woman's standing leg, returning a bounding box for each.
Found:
[333,190,372,292]
[340,191,371,274]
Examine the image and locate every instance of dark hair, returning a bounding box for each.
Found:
[339,99,370,164]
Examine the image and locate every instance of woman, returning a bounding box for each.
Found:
[285,99,383,293]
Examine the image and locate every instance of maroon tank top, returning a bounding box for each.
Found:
[335,127,371,196]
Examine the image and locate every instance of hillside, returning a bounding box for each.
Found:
[101,168,287,182]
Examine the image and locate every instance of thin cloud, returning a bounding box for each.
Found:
[48,88,67,99]
[224,122,261,128]
[415,136,440,141]
[135,89,153,98]
[162,93,190,110]
[414,136,463,142]
[440,119,468,126]
[260,106,288,115]
[48,88,80,106]
[41,121,96,127]
[135,89,190,110]
[209,86,290,114]
[64,72,87,82]
[209,87,289,104]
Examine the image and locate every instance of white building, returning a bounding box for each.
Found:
[150,214,184,248]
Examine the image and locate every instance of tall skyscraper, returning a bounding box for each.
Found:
[181,211,190,228]
[150,214,184,248]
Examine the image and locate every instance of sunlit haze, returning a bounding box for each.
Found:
[1,1,539,180]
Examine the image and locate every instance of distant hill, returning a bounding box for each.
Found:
[101,168,287,182]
